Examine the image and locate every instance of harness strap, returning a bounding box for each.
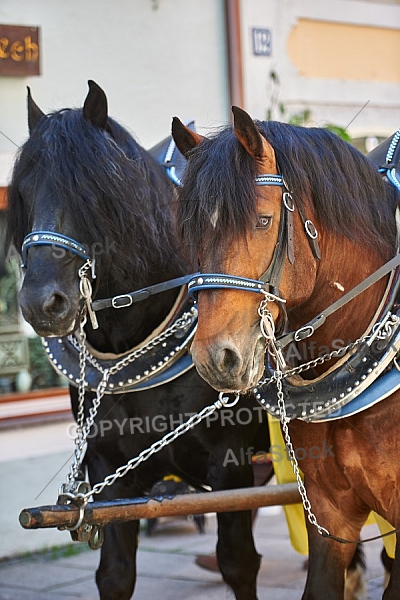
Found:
[259,200,289,291]
[277,252,400,349]
[296,203,321,260]
[379,128,400,191]
[21,231,91,269]
[91,274,196,311]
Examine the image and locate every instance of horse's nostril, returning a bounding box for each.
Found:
[43,292,70,318]
[215,345,242,375]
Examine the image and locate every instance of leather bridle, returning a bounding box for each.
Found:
[187,173,321,300]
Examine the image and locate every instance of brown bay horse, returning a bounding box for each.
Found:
[172,108,400,599]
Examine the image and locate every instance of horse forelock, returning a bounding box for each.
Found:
[7,108,181,284]
[178,126,259,268]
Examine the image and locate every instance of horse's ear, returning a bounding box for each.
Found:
[83,80,108,130]
[232,106,275,163]
[172,117,204,158]
[27,87,45,134]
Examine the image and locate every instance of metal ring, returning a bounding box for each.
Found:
[304,220,318,239]
[89,525,104,550]
[283,192,295,212]
[67,503,85,531]
[218,391,240,407]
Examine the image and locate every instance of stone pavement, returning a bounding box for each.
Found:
[0,506,388,600]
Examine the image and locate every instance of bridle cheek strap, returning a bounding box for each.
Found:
[259,191,294,294]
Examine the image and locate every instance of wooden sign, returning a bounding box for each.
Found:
[0,24,40,76]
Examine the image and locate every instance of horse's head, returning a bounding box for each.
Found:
[172,107,320,392]
[6,81,111,337]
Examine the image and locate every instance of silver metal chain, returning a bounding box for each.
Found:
[65,263,96,485]
[81,391,239,500]
[258,296,329,533]
[65,313,91,484]
[67,308,196,376]
[258,296,400,538]
[275,367,329,536]
[62,296,235,500]
[258,293,287,371]
[257,312,400,388]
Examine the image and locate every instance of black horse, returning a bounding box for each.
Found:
[5,81,271,600]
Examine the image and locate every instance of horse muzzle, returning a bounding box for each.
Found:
[190,334,266,392]
[19,283,79,337]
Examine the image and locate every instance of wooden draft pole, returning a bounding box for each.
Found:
[20,483,301,530]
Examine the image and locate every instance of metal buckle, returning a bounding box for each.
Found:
[294,325,315,342]
[111,294,134,309]
[283,192,295,212]
[304,220,318,239]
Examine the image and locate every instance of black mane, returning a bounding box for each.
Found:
[178,121,399,265]
[6,108,184,285]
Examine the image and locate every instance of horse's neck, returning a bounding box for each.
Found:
[86,270,184,354]
[289,237,389,371]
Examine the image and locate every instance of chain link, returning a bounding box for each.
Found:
[63,304,228,499]
[275,368,329,536]
[259,309,400,538]
[81,392,240,500]
[257,313,400,388]
[258,339,359,387]
[67,309,196,376]
[67,313,89,483]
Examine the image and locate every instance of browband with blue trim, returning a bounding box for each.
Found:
[255,174,283,186]
[166,162,283,188]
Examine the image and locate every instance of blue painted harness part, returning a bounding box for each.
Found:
[379,128,400,191]
[188,274,267,298]
[21,230,90,268]
[322,364,400,421]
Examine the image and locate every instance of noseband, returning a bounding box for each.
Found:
[21,231,92,270]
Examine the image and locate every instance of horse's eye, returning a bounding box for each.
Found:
[256,215,271,229]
